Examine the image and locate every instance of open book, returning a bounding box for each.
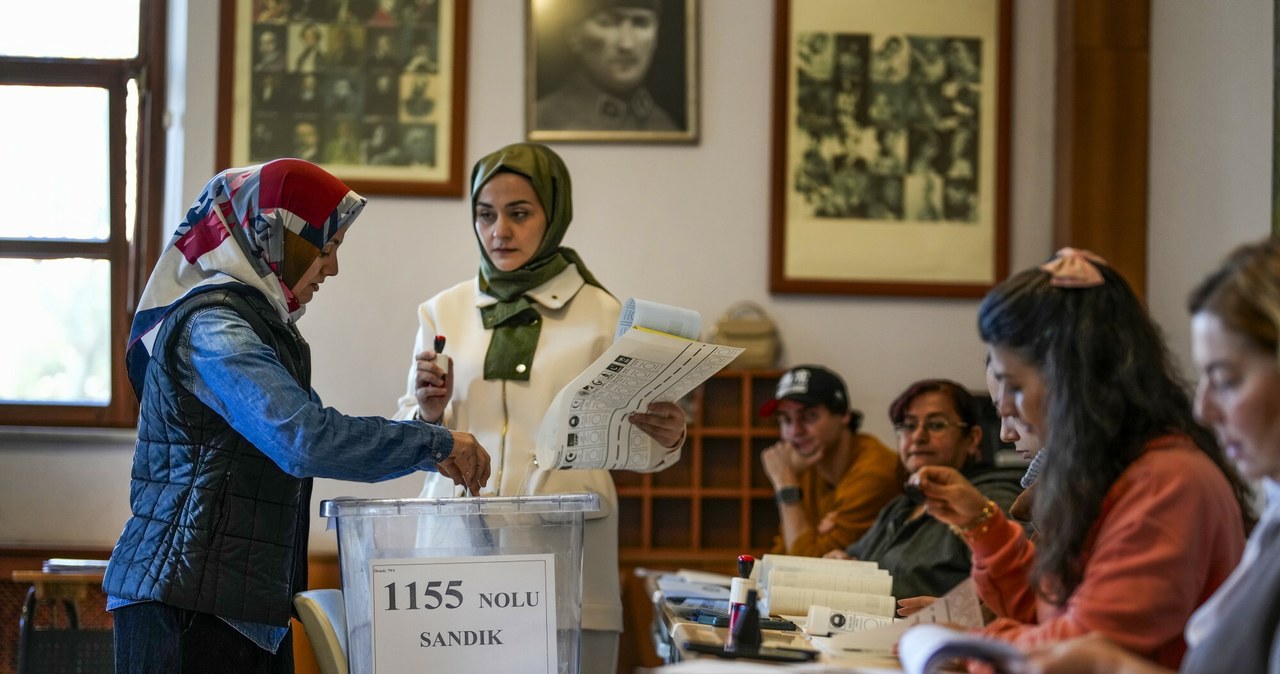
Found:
[898,624,1027,674]
[535,299,744,472]
[42,558,110,574]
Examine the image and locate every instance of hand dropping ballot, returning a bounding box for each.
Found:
[535,299,744,471]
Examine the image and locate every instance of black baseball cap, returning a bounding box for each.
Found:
[758,365,850,417]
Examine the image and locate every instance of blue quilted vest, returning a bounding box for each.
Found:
[104,286,312,627]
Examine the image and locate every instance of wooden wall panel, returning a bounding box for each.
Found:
[1054,0,1151,298]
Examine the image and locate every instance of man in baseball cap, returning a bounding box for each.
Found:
[759,365,901,556]
[759,365,858,427]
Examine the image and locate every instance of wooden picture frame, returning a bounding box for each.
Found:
[216,0,469,196]
[769,0,1011,297]
[1274,0,1280,237]
[526,0,699,143]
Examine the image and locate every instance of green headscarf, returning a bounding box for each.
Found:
[472,142,607,380]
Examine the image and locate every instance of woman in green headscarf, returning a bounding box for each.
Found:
[395,142,686,673]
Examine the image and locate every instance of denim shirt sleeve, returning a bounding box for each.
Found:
[182,305,453,480]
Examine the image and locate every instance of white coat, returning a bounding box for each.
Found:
[397,264,680,634]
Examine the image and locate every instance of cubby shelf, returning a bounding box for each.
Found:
[615,369,784,575]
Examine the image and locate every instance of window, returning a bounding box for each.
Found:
[0,0,167,427]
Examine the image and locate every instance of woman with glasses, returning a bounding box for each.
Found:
[825,379,1023,602]
[910,249,1252,669]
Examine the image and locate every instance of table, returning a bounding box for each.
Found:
[12,568,113,674]
[12,571,105,593]
[644,570,903,671]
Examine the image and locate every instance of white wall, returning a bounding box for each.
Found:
[0,0,1267,554]
[1148,1,1274,374]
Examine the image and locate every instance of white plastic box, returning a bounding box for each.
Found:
[320,494,599,674]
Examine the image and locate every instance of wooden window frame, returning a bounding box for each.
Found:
[0,0,168,428]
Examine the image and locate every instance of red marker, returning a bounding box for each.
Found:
[434,335,448,381]
[728,554,757,636]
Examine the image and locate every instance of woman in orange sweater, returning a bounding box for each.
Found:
[1024,238,1280,673]
[913,248,1253,669]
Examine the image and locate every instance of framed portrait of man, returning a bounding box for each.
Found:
[527,0,699,143]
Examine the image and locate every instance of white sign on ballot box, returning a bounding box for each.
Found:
[370,554,559,673]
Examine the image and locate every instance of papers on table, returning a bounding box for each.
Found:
[817,578,986,658]
[676,569,736,587]
[757,554,894,620]
[658,575,733,602]
[42,558,109,574]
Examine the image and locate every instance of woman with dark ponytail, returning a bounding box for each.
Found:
[912,248,1252,670]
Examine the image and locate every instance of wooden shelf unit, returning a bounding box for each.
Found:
[615,369,784,575]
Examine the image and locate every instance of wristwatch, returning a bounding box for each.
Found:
[776,485,802,505]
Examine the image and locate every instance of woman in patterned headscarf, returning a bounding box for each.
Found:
[106,158,490,674]
[396,143,686,673]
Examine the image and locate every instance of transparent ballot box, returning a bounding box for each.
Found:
[320,494,599,674]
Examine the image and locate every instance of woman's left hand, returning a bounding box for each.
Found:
[628,401,687,449]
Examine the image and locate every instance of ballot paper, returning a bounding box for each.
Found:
[535,299,743,471]
[756,554,887,587]
[657,575,733,602]
[615,297,703,341]
[768,585,898,619]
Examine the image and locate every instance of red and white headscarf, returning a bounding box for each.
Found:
[126,159,365,394]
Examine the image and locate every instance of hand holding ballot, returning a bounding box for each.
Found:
[626,401,687,450]
[535,299,745,471]
[435,430,491,495]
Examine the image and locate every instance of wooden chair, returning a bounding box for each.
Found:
[294,589,348,674]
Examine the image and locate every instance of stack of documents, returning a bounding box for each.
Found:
[42,558,109,574]
[757,554,895,619]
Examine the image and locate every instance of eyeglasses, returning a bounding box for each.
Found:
[894,418,969,436]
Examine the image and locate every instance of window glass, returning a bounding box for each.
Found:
[0,0,141,59]
[0,86,111,240]
[0,0,162,427]
[0,258,111,405]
